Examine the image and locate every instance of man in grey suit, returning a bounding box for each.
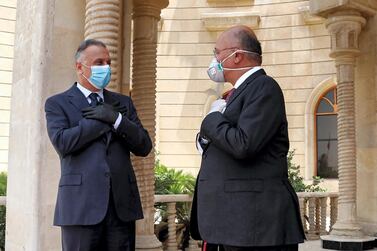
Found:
[190,26,305,251]
[45,39,152,251]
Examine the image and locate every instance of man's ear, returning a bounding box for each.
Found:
[234,52,243,64]
[76,62,83,74]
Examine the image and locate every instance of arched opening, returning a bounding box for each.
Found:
[304,76,337,181]
[315,87,338,178]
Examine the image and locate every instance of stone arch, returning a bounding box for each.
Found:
[304,76,337,180]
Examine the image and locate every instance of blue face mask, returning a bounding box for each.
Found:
[82,64,111,89]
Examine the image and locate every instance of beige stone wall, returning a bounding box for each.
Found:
[156,0,336,177]
[0,0,339,181]
[0,0,16,172]
[355,14,377,236]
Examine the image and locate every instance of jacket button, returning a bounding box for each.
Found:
[105,172,110,177]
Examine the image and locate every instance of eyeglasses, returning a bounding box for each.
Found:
[213,47,239,58]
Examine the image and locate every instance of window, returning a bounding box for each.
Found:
[315,87,338,178]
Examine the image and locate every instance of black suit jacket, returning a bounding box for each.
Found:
[190,70,305,247]
[45,83,152,226]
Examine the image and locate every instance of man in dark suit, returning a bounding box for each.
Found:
[45,39,152,251]
[190,26,305,251]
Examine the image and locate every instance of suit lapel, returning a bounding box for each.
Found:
[67,83,90,112]
[226,69,266,107]
[103,89,117,105]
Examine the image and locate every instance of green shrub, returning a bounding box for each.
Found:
[288,150,325,192]
[0,172,7,251]
[155,160,195,196]
[154,160,195,222]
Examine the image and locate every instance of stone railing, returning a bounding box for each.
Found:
[0,196,5,206]
[154,194,200,251]
[154,192,339,250]
[297,192,339,240]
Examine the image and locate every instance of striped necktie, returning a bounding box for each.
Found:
[88,93,103,106]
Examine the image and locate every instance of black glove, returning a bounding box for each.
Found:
[111,101,128,115]
[82,102,120,124]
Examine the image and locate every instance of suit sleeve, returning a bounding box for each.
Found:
[200,78,285,160]
[45,97,112,157]
[115,98,152,157]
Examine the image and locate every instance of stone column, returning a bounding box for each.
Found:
[310,0,377,248]
[131,0,168,250]
[326,11,366,238]
[84,0,122,92]
[6,0,86,250]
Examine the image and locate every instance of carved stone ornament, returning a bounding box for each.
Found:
[326,14,366,58]
[201,11,260,31]
[298,4,325,24]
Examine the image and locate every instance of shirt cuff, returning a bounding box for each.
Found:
[196,138,204,155]
[113,113,122,130]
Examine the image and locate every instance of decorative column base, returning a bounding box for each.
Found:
[321,235,376,250]
[136,235,162,251]
[321,211,375,250]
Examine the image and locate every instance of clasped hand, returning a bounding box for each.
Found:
[82,101,127,124]
[208,99,226,114]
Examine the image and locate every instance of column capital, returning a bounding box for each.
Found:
[133,0,169,19]
[309,0,377,18]
[326,13,366,59]
[309,0,375,59]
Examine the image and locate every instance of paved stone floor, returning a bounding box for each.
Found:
[299,240,324,250]
[299,240,377,251]
[300,240,331,251]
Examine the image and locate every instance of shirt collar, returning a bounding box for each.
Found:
[234,66,263,89]
[76,82,104,100]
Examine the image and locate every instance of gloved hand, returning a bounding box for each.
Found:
[111,101,128,115]
[208,99,226,114]
[82,102,121,124]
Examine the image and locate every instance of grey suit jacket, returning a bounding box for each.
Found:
[190,69,305,247]
[45,83,152,226]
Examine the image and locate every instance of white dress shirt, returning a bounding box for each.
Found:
[234,66,263,90]
[76,82,122,130]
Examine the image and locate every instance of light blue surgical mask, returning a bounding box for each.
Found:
[207,49,259,83]
[82,64,111,89]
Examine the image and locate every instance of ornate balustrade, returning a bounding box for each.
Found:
[297,192,339,240]
[154,192,339,250]
[154,194,199,251]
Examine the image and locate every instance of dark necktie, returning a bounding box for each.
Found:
[223,88,235,102]
[88,93,102,106]
[88,93,109,144]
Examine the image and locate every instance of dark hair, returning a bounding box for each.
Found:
[237,29,262,65]
[75,39,107,61]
